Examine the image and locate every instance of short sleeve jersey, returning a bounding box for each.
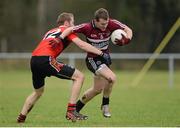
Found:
[72,19,126,57]
[32,26,77,58]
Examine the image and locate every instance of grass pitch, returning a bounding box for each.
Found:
[0,69,180,127]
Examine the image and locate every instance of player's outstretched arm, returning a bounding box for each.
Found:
[72,37,102,55]
[72,37,111,64]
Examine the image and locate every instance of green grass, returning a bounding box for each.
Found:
[0,69,180,127]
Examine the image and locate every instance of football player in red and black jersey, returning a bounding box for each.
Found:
[17,12,109,123]
[60,8,133,118]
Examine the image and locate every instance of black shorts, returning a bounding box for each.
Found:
[30,56,75,89]
[86,55,111,74]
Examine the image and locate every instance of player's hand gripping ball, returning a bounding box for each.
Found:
[111,29,130,46]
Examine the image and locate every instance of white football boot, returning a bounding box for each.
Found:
[101,105,111,118]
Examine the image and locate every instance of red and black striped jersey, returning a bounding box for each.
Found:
[32,26,77,58]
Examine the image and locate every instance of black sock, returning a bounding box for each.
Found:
[76,100,85,112]
[102,97,109,105]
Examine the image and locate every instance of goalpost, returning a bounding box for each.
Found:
[131,17,180,87]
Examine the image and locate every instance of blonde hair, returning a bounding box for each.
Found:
[56,12,74,25]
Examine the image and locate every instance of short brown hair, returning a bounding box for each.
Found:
[94,8,109,21]
[56,12,74,25]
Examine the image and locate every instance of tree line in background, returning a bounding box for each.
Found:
[0,0,179,53]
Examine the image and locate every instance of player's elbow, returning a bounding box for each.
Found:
[125,26,133,40]
[129,28,133,38]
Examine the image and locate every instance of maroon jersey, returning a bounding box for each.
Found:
[72,19,126,57]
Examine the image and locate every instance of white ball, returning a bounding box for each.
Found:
[111,29,127,45]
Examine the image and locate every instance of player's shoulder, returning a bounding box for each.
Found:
[109,18,122,24]
[108,18,126,28]
[74,22,91,30]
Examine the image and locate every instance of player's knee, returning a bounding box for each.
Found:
[73,70,85,82]
[107,74,116,84]
[36,92,43,98]
[80,72,85,81]
[111,74,116,84]
[35,89,44,97]
[77,71,85,82]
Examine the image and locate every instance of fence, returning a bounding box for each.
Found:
[0,53,180,87]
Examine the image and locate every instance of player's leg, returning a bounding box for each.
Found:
[76,75,105,112]
[76,57,109,113]
[65,69,88,121]
[96,64,116,97]
[48,58,83,104]
[17,56,47,123]
[96,64,116,118]
[76,64,116,117]
[17,86,44,123]
[69,69,84,104]
[52,61,88,121]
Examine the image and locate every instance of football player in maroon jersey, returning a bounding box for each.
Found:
[60,8,133,118]
[17,12,110,123]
